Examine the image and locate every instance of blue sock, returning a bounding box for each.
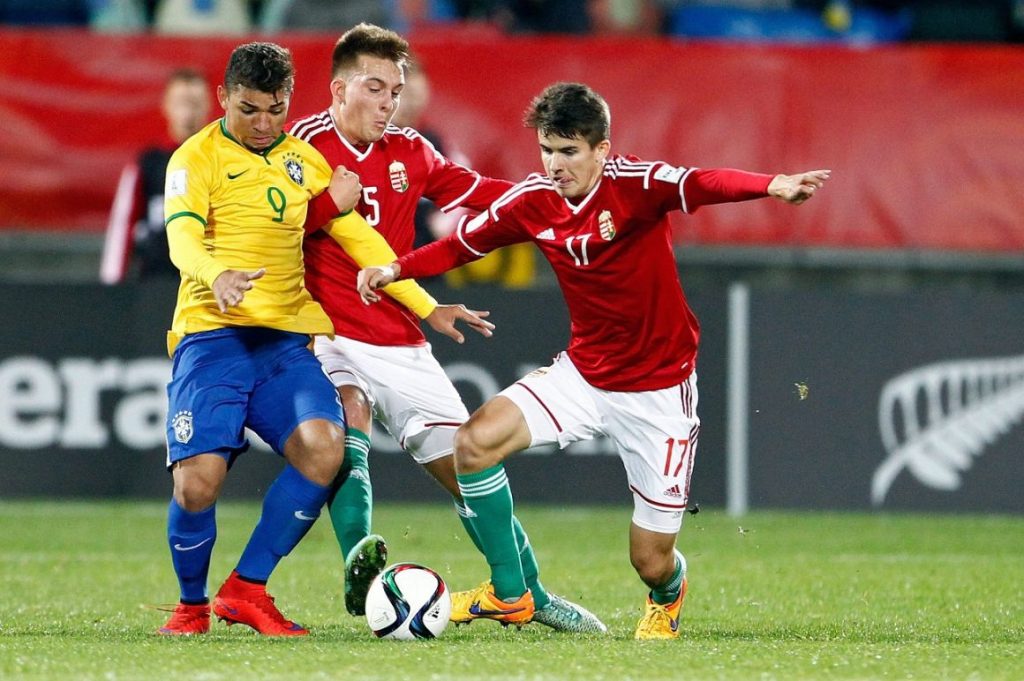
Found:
[167,499,216,603]
[236,464,331,582]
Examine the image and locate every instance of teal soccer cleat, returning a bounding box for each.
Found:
[532,593,608,633]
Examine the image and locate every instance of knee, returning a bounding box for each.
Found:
[314,423,346,472]
[288,421,345,485]
[340,386,372,432]
[453,421,495,472]
[173,473,219,512]
[452,398,527,474]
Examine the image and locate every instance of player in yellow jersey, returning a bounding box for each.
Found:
[156,42,494,638]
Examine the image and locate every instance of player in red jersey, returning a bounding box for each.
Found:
[290,24,605,633]
[359,82,831,638]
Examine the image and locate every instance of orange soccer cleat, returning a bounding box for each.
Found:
[450,581,535,627]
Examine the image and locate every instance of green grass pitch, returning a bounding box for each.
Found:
[1,500,1022,680]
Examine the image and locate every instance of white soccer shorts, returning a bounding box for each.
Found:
[313,335,469,464]
[499,352,700,534]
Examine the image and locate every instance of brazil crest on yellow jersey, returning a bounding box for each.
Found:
[164,119,335,355]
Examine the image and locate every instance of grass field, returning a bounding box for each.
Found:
[1,500,1022,680]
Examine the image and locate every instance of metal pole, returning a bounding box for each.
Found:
[727,282,750,516]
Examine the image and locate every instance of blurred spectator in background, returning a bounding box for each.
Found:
[100,68,211,284]
[89,0,146,30]
[449,0,591,32]
[660,0,1021,42]
[588,0,663,34]
[0,0,145,28]
[260,0,397,32]
[0,0,91,24]
[153,0,250,34]
[505,0,591,32]
[890,0,1021,41]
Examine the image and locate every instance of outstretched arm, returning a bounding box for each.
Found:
[683,167,831,211]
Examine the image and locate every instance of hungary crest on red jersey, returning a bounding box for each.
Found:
[598,210,616,241]
[389,161,409,193]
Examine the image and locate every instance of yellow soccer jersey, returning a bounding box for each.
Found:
[164,119,335,355]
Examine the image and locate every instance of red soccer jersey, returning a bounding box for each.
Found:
[398,155,772,392]
[289,110,512,346]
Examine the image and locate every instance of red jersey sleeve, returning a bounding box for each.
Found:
[681,168,773,212]
[396,235,472,279]
[419,137,513,213]
[303,190,342,234]
[609,156,773,217]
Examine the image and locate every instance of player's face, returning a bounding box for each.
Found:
[163,79,210,144]
[332,55,404,146]
[217,84,290,152]
[538,131,610,200]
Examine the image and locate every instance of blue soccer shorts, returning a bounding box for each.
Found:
[165,327,345,468]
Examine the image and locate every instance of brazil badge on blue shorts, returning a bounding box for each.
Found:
[165,328,344,467]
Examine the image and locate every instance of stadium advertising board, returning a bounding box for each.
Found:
[2,280,1019,513]
[745,286,1024,513]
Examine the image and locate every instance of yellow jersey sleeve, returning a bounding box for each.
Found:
[321,211,438,319]
[164,143,229,289]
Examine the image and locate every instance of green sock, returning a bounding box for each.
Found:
[456,465,526,600]
[651,550,686,605]
[513,517,549,609]
[454,499,548,609]
[454,499,485,553]
[327,428,372,559]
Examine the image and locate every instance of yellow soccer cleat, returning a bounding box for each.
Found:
[634,579,687,640]
[450,581,535,626]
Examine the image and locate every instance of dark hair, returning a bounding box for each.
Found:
[332,23,409,77]
[524,82,610,147]
[224,42,294,95]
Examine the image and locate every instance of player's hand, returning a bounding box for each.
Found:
[768,169,831,204]
[328,165,362,214]
[425,304,495,344]
[357,264,399,305]
[212,268,265,312]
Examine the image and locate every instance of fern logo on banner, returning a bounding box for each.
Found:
[873,355,1024,506]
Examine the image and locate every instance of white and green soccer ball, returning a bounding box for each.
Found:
[364,563,451,640]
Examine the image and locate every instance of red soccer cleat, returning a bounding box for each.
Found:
[157,602,210,636]
[212,571,309,636]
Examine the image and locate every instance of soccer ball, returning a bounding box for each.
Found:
[364,563,451,640]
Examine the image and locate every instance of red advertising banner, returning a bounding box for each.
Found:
[1,27,1023,251]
